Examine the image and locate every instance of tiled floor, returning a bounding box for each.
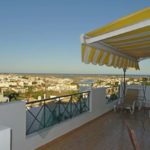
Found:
[37,110,150,150]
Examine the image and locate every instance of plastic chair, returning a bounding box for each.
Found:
[114,89,139,114]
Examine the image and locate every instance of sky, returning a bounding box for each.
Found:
[0,0,150,74]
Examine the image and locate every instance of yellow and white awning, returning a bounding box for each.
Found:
[81,7,150,70]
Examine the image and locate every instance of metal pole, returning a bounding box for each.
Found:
[123,68,126,97]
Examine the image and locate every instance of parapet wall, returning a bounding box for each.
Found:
[25,87,116,150]
[1,86,149,150]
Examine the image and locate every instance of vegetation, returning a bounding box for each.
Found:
[4,89,79,101]
[107,93,118,103]
[4,91,20,102]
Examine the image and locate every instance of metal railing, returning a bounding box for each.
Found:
[26,91,90,135]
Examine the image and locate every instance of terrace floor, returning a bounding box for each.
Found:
[37,109,150,150]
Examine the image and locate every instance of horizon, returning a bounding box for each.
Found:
[0,1,150,74]
[0,72,150,76]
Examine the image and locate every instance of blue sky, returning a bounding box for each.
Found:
[0,0,150,74]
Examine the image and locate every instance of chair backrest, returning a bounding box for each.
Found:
[124,89,139,104]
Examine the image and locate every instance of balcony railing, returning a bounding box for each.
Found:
[26,91,90,135]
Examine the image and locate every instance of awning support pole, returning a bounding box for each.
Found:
[123,68,126,97]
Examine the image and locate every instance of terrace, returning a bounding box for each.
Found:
[37,111,150,150]
[0,84,150,150]
[0,7,150,150]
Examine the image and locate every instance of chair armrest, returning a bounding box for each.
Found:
[132,101,136,109]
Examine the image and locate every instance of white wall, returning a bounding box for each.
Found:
[0,87,150,150]
[0,126,11,150]
[0,101,26,150]
[26,88,116,150]
[2,86,149,150]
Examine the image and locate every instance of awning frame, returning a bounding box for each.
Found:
[82,19,150,45]
[80,7,150,70]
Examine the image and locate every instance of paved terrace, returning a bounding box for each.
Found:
[37,110,150,150]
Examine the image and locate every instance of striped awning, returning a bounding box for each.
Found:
[81,7,150,70]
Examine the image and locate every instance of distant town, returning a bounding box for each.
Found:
[0,73,150,103]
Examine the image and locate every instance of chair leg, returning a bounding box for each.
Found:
[113,105,117,112]
[130,108,134,114]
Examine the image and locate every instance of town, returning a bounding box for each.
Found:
[0,73,149,102]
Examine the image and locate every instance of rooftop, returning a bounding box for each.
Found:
[37,110,150,150]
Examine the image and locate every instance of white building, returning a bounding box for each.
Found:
[0,92,9,103]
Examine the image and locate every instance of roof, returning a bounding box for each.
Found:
[79,79,96,84]
[81,7,150,70]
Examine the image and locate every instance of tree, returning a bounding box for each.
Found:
[26,86,34,100]
[4,91,19,102]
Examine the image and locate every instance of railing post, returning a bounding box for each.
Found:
[79,93,82,113]
[44,100,46,128]
[70,95,73,118]
[58,98,61,122]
